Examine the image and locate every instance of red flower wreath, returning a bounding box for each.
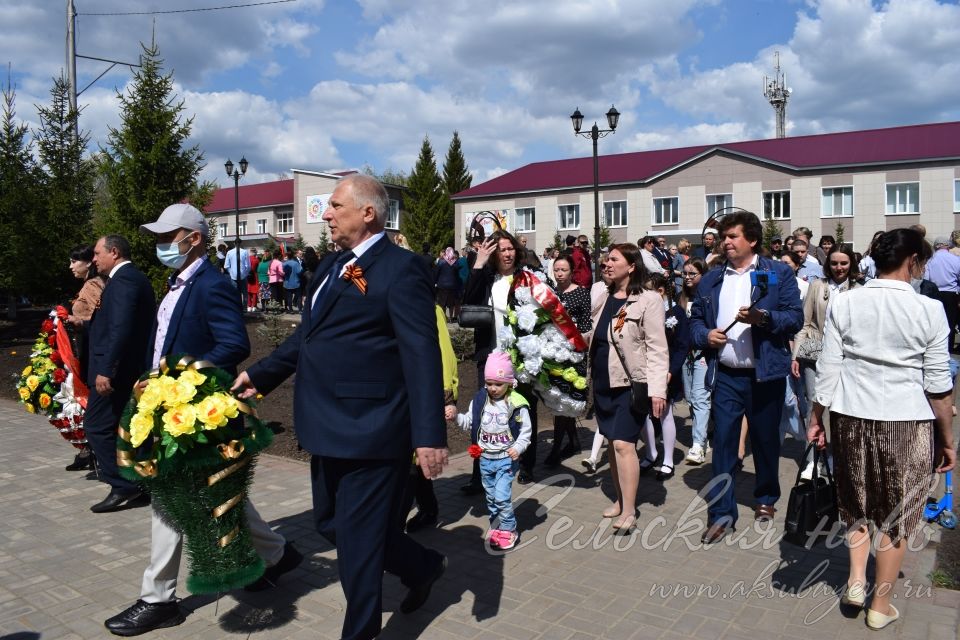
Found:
[52,369,67,384]
[41,319,55,335]
[467,444,483,459]
[50,350,64,367]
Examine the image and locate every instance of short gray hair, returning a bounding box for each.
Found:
[341,174,389,226]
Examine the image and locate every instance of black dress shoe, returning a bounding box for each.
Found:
[460,481,483,495]
[405,511,438,533]
[91,490,144,513]
[65,450,93,471]
[516,469,533,485]
[400,554,446,614]
[655,465,675,482]
[542,453,561,468]
[244,542,304,591]
[105,599,185,636]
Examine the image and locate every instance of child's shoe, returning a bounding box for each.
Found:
[486,529,503,549]
[497,530,518,550]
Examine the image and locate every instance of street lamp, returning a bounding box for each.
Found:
[571,105,619,277]
[225,156,248,302]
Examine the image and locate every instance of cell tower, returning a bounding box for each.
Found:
[763,51,791,138]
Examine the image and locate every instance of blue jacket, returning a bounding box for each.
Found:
[689,256,802,388]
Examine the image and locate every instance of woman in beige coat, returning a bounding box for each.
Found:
[587,243,669,533]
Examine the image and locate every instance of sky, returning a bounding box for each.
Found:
[2,0,960,190]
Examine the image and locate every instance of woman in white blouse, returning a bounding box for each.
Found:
[809,228,956,630]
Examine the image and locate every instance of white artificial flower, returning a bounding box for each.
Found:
[525,355,543,375]
[516,304,539,332]
[497,326,517,348]
[514,286,532,305]
[665,316,678,329]
[516,334,541,357]
[568,351,584,364]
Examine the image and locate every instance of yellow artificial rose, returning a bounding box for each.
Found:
[25,403,35,413]
[129,411,155,447]
[220,393,240,419]
[39,393,51,409]
[26,375,40,392]
[179,370,207,387]
[161,404,198,437]
[21,365,32,376]
[167,380,198,407]
[196,395,229,430]
[18,386,30,401]
[573,377,587,390]
[137,383,164,413]
[562,367,578,382]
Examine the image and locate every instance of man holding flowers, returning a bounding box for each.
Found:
[104,204,300,637]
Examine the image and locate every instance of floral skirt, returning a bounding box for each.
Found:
[258,282,272,301]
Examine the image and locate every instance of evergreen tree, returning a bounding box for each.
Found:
[552,231,564,253]
[0,81,42,315]
[361,163,408,187]
[834,221,846,247]
[96,42,206,295]
[35,74,95,295]
[441,131,471,250]
[401,136,447,253]
[762,217,783,252]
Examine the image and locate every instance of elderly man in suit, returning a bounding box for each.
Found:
[104,204,302,637]
[85,234,156,513]
[233,174,449,640]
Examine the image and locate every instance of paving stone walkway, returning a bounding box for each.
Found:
[1,396,957,640]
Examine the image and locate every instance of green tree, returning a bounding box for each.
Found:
[362,163,408,187]
[401,136,447,253]
[552,231,564,253]
[834,221,846,247]
[598,224,612,251]
[441,131,471,251]
[35,74,95,295]
[95,41,206,295]
[316,226,330,257]
[0,81,42,315]
[762,217,783,252]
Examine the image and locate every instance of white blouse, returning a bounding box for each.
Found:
[814,279,952,421]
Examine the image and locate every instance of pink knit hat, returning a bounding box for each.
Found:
[484,351,516,384]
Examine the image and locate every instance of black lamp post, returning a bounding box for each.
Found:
[224,156,248,302]
[571,105,619,277]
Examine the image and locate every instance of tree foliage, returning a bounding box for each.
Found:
[441,131,471,252]
[95,42,206,295]
[401,136,447,253]
[762,217,783,251]
[834,220,846,247]
[361,163,408,187]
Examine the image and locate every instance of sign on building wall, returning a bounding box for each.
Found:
[306,193,332,224]
[464,210,510,241]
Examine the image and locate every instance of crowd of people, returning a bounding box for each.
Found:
[40,175,956,637]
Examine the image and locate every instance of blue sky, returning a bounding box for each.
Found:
[2,0,959,189]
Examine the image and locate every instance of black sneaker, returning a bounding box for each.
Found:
[244,542,303,592]
[105,600,184,636]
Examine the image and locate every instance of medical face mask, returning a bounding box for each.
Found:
[156,234,194,269]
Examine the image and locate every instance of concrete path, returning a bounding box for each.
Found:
[0,396,957,639]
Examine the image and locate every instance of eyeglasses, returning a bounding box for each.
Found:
[681,272,701,278]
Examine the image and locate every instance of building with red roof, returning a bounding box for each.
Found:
[452,121,960,253]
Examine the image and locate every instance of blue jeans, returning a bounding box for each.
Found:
[707,366,785,527]
[682,355,711,448]
[479,456,518,531]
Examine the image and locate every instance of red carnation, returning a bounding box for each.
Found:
[47,335,57,347]
[55,305,69,320]
[41,319,54,334]
[50,351,63,366]
[468,444,483,459]
[52,369,67,384]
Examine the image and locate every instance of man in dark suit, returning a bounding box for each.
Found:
[104,204,302,636]
[86,235,156,513]
[689,211,803,544]
[233,175,449,640]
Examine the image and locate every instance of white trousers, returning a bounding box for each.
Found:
[140,500,286,603]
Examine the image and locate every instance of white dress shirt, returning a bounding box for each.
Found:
[814,279,951,421]
[109,260,131,279]
[310,232,385,309]
[717,256,758,368]
[152,257,207,369]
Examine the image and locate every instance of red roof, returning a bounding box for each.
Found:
[453,121,960,200]
[205,179,294,213]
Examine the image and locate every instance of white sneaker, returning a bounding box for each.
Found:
[686,444,706,465]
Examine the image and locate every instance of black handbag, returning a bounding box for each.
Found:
[457,304,493,329]
[784,443,839,547]
[609,309,651,418]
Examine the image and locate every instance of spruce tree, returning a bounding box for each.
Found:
[401,136,446,253]
[441,131,471,249]
[0,81,42,314]
[35,74,95,295]
[762,217,783,252]
[96,41,205,295]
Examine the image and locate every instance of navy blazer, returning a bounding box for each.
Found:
[147,258,250,374]
[246,236,447,459]
[664,303,690,401]
[86,263,156,390]
[689,256,802,387]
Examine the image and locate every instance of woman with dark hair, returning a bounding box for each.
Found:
[678,257,711,465]
[638,235,666,275]
[809,228,955,629]
[779,250,809,301]
[586,243,668,531]
[299,246,320,309]
[462,230,541,486]
[64,245,108,471]
[256,249,272,311]
[544,254,592,467]
[435,245,461,321]
[857,230,886,281]
[817,235,836,263]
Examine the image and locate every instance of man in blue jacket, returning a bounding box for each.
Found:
[105,204,300,636]
[233,175,449,640]
[689,211,803,544]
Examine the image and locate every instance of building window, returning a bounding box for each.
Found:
[515,207,535,232]
[821,187,853,217]
[217,222,228,239]
[237,221,247,236]
[955,180,960,213]
[653,197,678,225]
[604,201,627,228]
[885,182,919,214]
[276,210,294,234]
[386,199,400,230]
[558,204,580,230]
[256,219,266,234]
[706,194,733,219]
[762,190,791,220]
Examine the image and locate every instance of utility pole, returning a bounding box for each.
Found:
[66,0,77,115]
[763,51,791,139]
